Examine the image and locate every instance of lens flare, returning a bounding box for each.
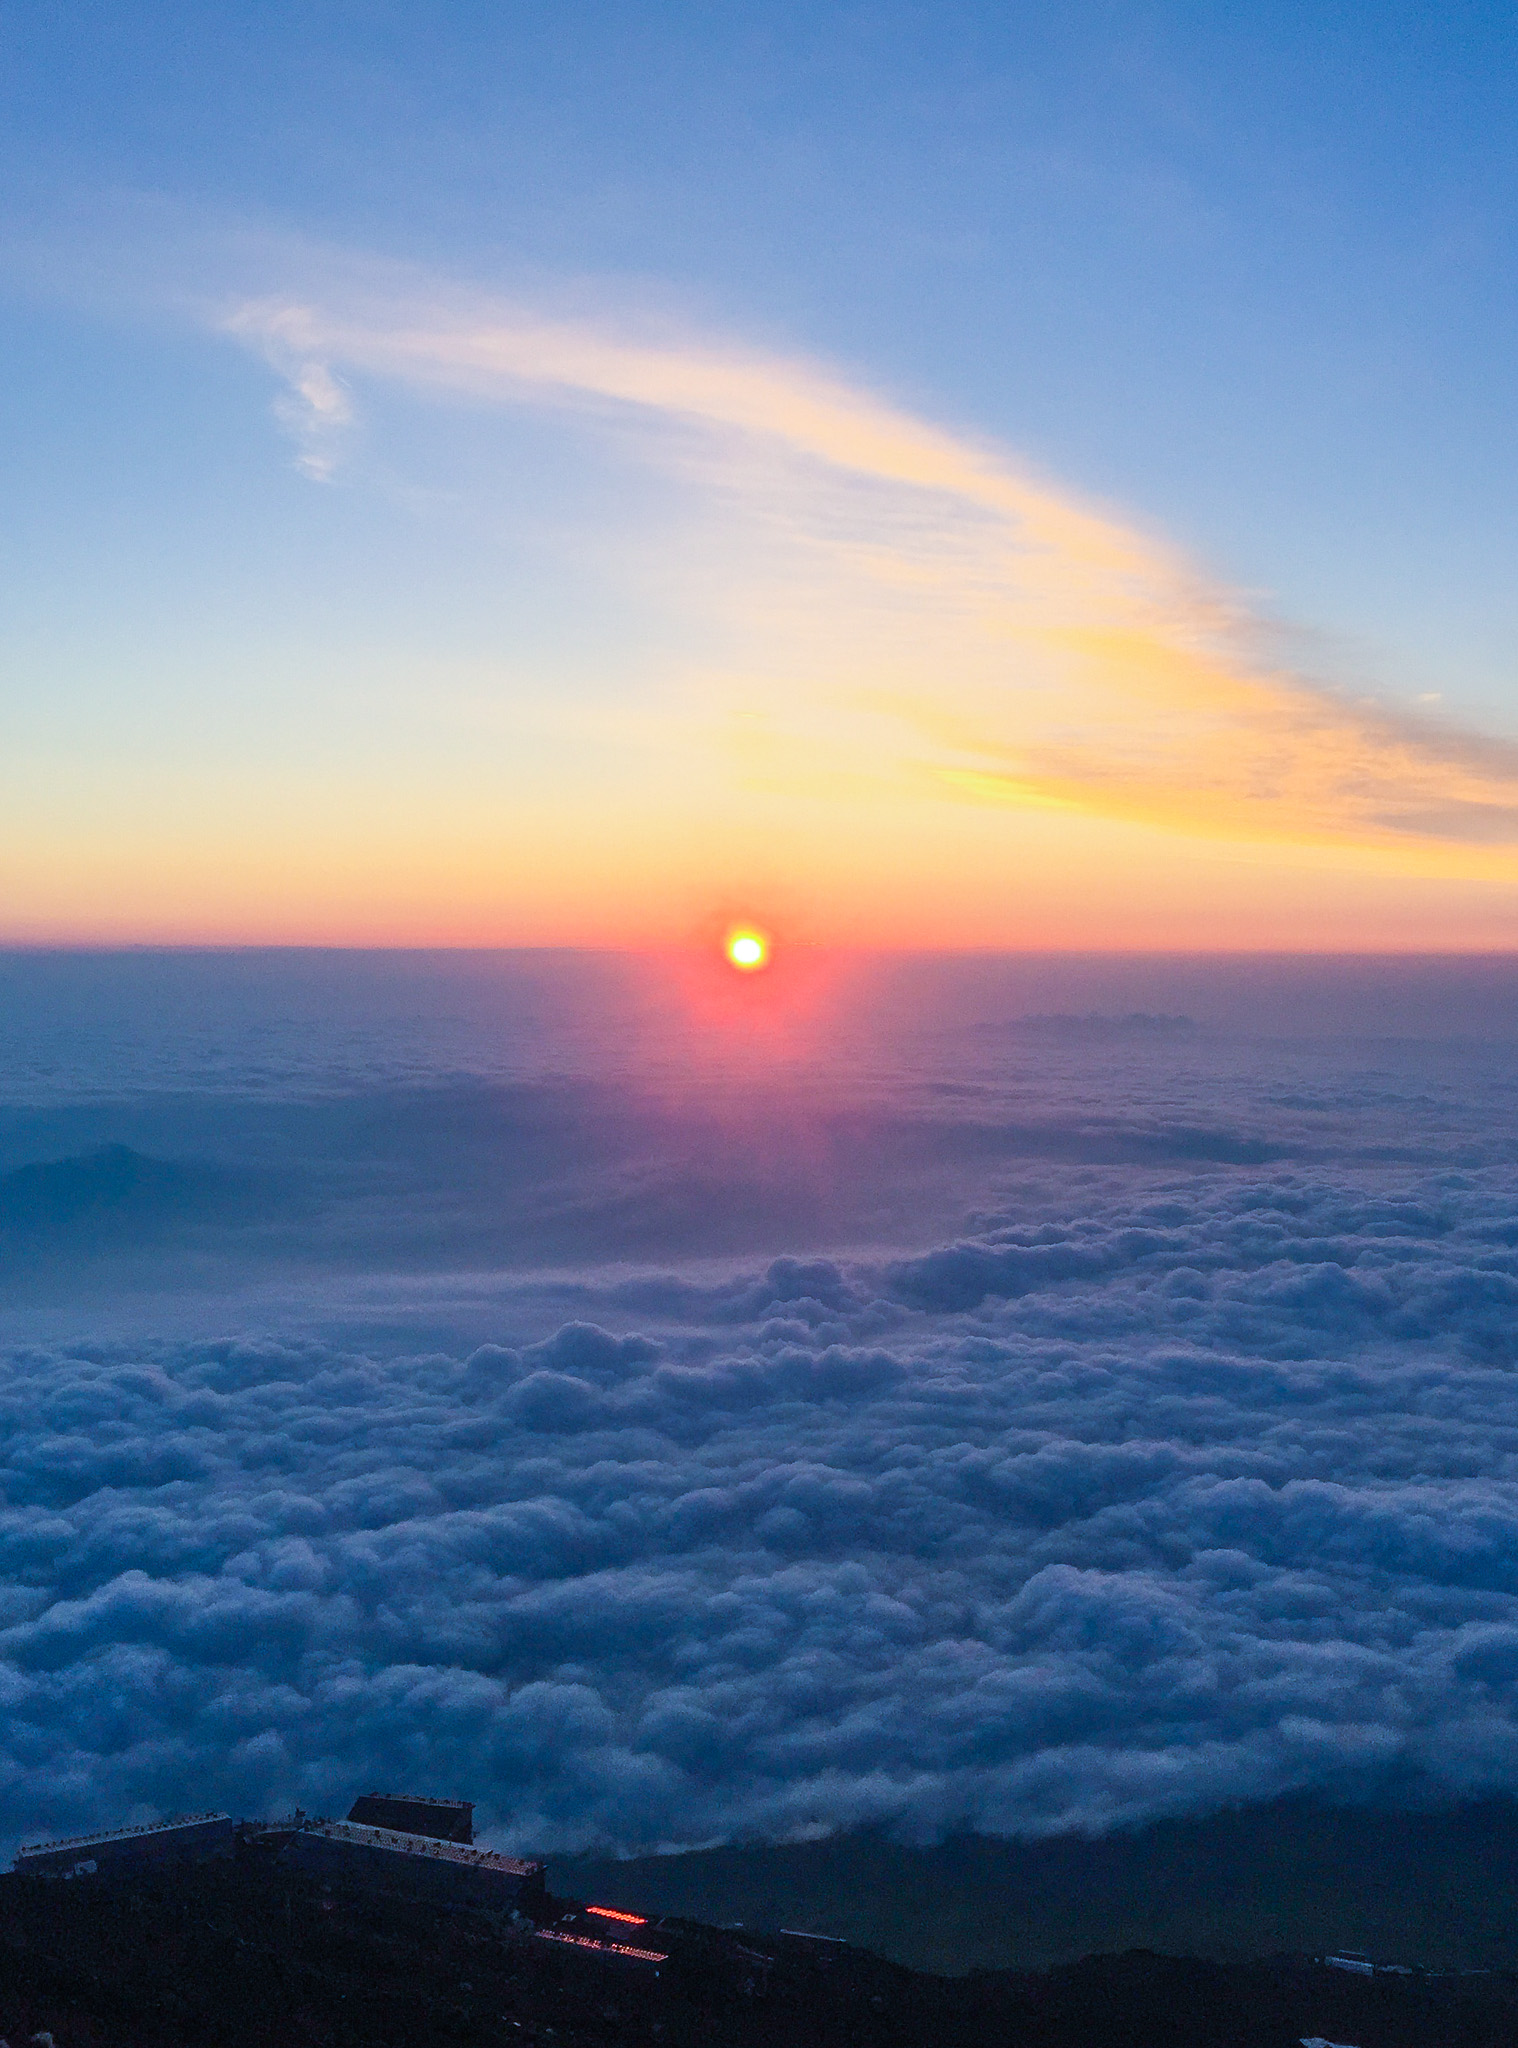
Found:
[725,927,769,971]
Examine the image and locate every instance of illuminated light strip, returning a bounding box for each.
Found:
[586,1905,648,1925]
[534,1931,668,1964]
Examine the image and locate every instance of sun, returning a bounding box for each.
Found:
[725,927,769,972]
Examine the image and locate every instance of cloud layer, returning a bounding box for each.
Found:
[8,1152,1518,1858]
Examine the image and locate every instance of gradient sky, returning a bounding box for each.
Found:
[5,1,1518,947]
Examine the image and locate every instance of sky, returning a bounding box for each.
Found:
[11,10,1518,1886]
[5,1,1518,947]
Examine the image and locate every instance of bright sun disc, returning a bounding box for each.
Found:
[726,929,768,971]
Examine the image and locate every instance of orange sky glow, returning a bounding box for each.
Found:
[6,260,1518,952]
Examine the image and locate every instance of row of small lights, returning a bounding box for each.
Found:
[535,1930,669,1964]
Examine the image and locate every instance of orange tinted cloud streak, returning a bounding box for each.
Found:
[220,270,1518,917]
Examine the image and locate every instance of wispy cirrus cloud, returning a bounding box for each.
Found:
[268,357,353,481]
[222,270,1518,875]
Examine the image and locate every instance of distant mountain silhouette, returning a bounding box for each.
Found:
[0,1144,253,1240]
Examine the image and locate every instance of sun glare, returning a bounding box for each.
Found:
[725,927,769,971]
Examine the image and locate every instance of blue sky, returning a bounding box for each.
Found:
[4,1,1518,944]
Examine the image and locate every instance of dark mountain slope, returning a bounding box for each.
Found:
[2,1851,1515,2048]
[558,1797,1518,1974]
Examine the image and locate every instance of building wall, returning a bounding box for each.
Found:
[16,1815,234,1879]
[282,1829,538,1908]
[346,1795,473,1843]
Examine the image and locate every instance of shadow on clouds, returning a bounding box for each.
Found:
[0,1078,1300,1287]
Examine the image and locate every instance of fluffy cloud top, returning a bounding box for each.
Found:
[6,1158,1518,1859]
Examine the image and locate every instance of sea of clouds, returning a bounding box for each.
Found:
[4,953,1518,1858]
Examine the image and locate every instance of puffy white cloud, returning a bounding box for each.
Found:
[6,1155,1518,1859]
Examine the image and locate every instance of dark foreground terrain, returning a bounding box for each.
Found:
[560,1796,1518,1974]
[2,1848,1516,2048]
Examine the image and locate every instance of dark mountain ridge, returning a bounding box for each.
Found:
[557,1796,1518,1975]
[2,1845,1515,2048]
[0,1144,262,1242]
